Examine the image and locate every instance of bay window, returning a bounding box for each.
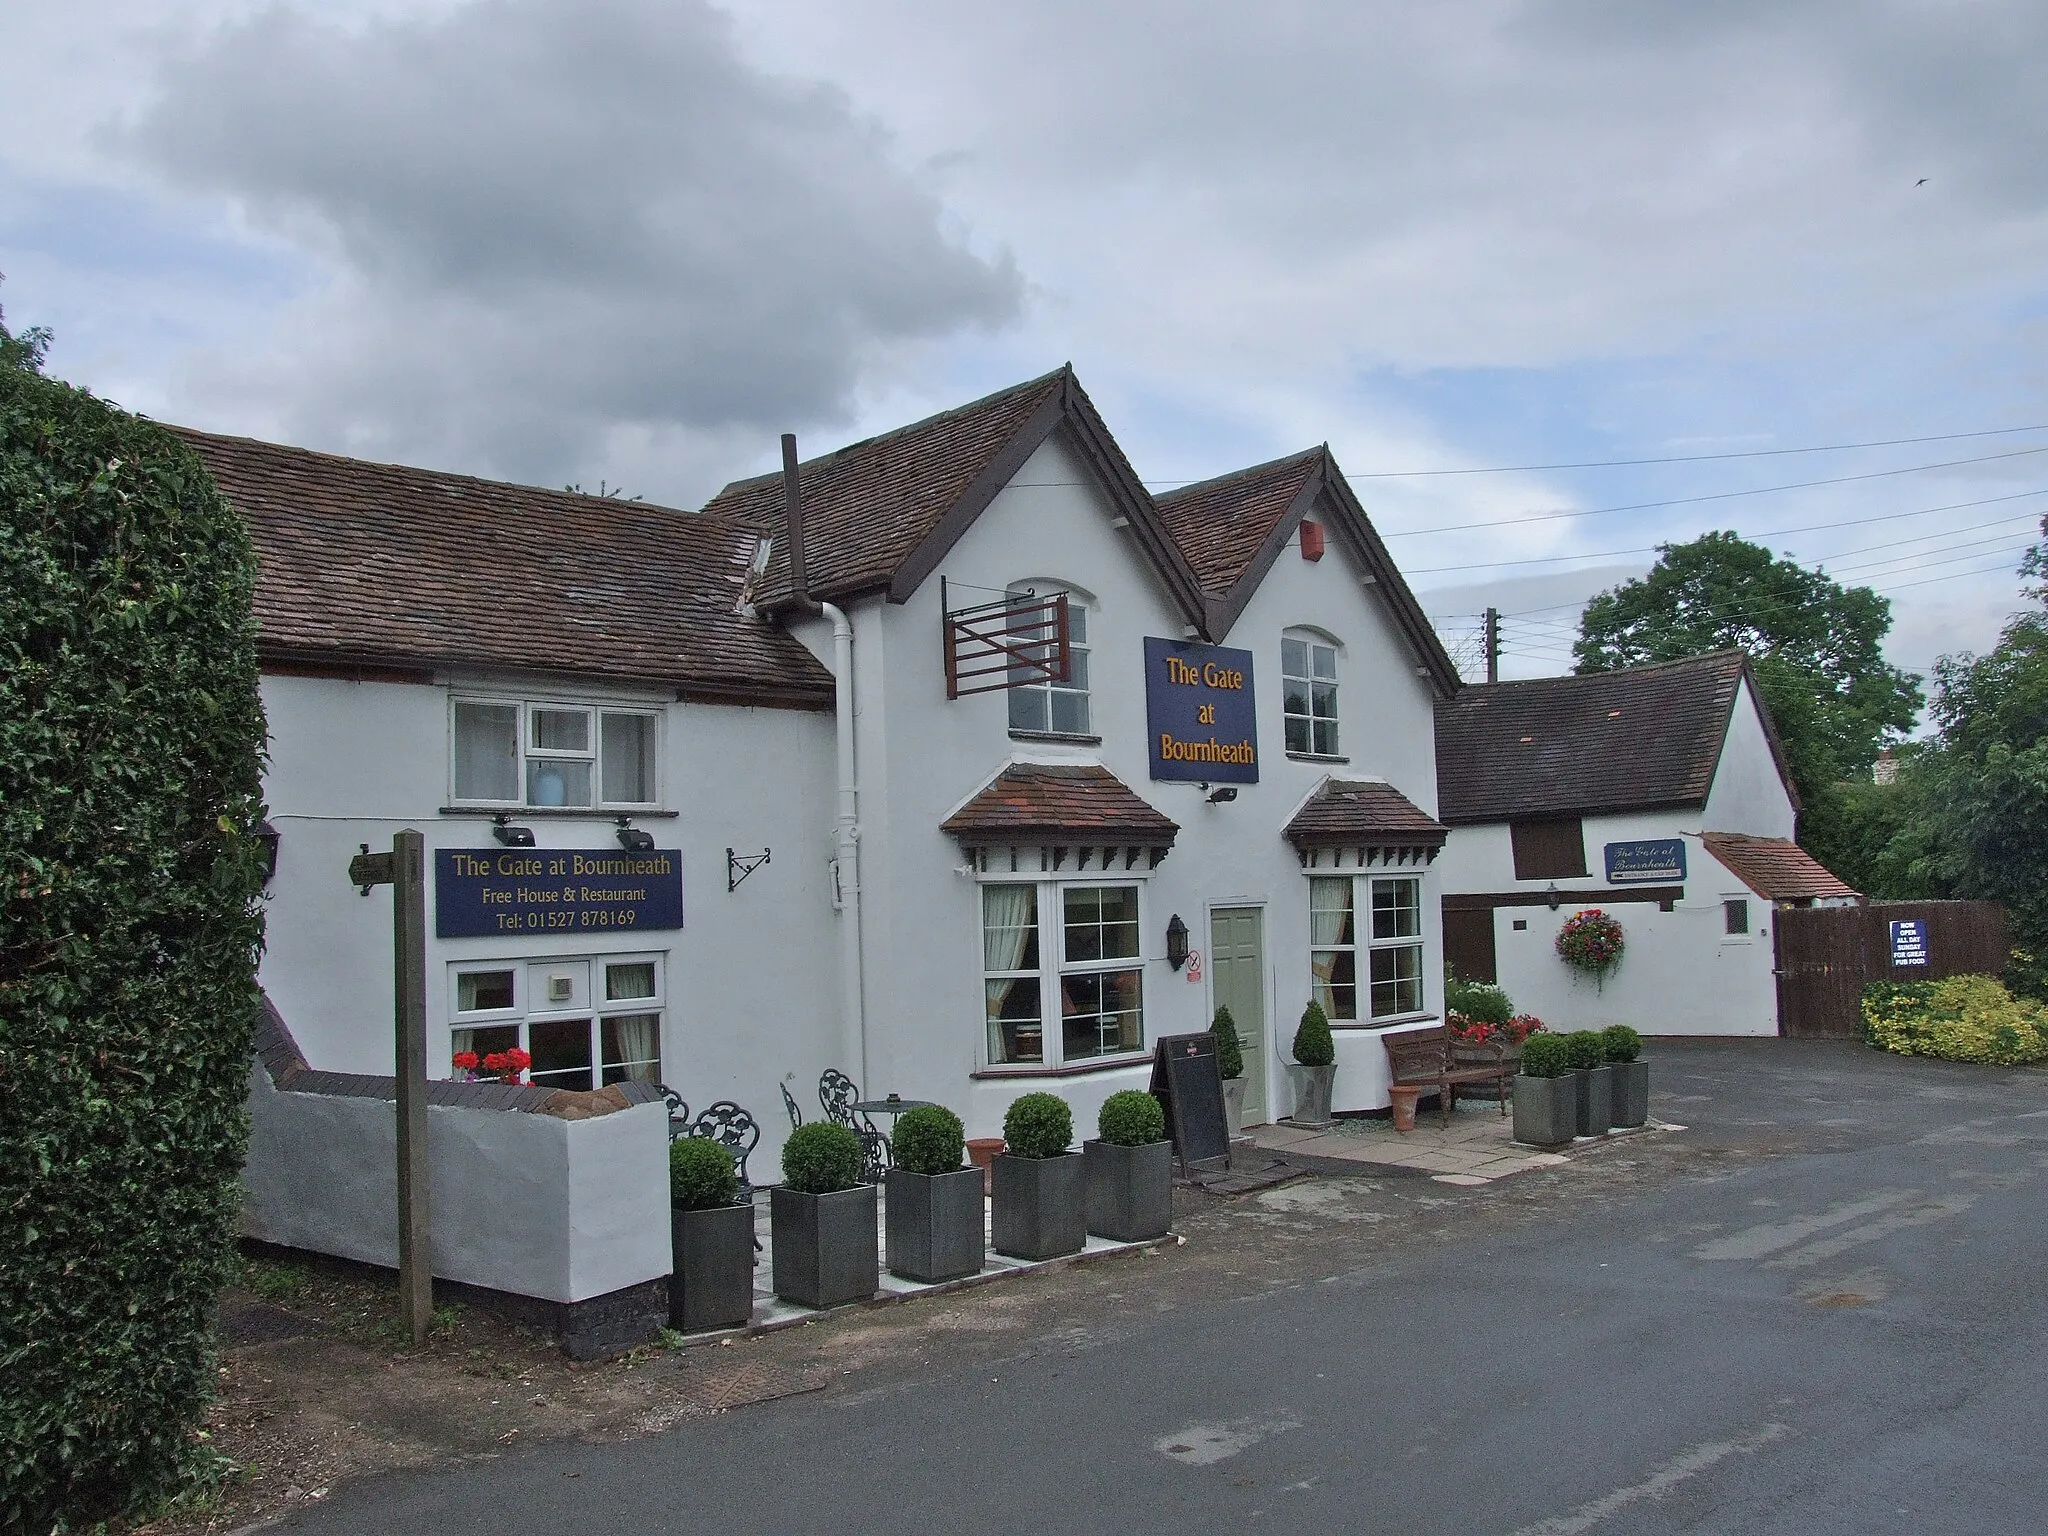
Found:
[1310,874,1427,1022]
[451,696,659,809]
[984,881,1144,1068]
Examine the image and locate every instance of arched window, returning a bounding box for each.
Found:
[1007,583,1091,736]
[1282,630,1339,755]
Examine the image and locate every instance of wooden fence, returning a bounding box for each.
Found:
[1775,900,2010,1038]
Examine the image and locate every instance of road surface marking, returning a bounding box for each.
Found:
[1690,1191,1915,1261]
[1765,1194,1978,1268]
[1508,1422,1792,1535]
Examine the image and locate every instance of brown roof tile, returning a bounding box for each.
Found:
[1434,652,1773,824]
[1155,448,1324,597]
[175,427,834,709]
[1283,779,1447,852]
[941,763,1179,845]
[1701,833,1858,902]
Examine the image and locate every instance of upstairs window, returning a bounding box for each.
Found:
[452,698,658,809]
[1510,818,1587,881]
[1282,634,1339,756]
[1007,585,1091,736]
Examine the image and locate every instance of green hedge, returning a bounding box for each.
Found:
[1,366,267,1529]
[1861,975,2048,1066]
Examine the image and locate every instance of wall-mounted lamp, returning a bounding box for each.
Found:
[255,817,280,886]
[1545,882,1562,911]
[492,813,535,848]
[1207,786,1238,804]
[615,817,656,852]
[1166,913,1190,971]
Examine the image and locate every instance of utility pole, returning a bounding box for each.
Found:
[347,829,432,1346]
[1483,606,1501,684]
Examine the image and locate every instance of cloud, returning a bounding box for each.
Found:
[119,0,1020,488]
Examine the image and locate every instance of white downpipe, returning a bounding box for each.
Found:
[821,602,866,1085]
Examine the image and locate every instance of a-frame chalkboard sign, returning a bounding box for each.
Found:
[1149,1032,1230,1175]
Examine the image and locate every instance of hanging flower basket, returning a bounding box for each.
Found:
[1556,909,1625,985]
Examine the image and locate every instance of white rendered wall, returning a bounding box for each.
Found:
[257,672,841,1178]
[1702,677,1798,837]
[788,432,1449,1130]
[242,1068,670,1303]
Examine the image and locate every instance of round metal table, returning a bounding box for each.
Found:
[852,1096,935,1120]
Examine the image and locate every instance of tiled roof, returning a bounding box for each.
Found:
[1434,652,1771,824]
[1155,448,1324,597]
[941,763,1179,845]
[702,369,1072,606]
[1701,833,1859,902]
[175,427,835,709]
[1283,779,1447,851]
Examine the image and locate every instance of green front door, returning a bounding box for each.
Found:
[1209,906,1267,1125]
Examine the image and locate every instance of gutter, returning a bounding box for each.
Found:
[782,434,867,1085]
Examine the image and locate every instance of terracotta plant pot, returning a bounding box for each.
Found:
[965,1137,1005,1195]
[1388,1085,1422,1133]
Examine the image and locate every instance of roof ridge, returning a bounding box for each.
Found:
[708,365,1071,500]
[1458,648,1747,691]
[1154,445,1326,503]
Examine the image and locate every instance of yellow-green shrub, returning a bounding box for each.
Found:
[1861,975,2048,1066]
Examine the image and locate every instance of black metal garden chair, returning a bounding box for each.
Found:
[818,1069,891,1184]
[780,1082,804,1131]
[685,1100,762,1200]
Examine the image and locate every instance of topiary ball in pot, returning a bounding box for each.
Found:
[1563,1030,1607,1071]
[782,1121,863,1194]
[1518,1033,1572,1079]
[1293,999,1336,1067]
[669,1136,740,1209]
[1098,1090,1166,1148]
[1210,1004,1244,1082]
[892,1105,965,1176]
[1003,1091,1074,1159]
[1601,1025,1643,1063]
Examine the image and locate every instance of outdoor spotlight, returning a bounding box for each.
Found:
[1546,882,1562,911]
[615,818,656,852]
[1166,913,1191,971]
[254,818,280,886]
[492,814,535,848]
[1207,786,1238,804]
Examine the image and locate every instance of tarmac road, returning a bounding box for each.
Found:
[275,1042,2048,1535]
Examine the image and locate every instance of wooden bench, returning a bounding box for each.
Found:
[1383,1026,1511,1128]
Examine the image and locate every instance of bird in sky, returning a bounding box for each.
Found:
[1917,178,1929,186]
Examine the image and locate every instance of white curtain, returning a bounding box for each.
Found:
[983,885,1036,1061]
[1310,878,1354,1019]
[609,1013,659,1081]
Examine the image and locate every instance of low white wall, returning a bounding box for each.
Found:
[242,1068,670,1304]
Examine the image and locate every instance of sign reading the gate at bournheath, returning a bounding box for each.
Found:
[1889,918,1929,968]
[1604,838,1687,884]
[434,849,684,939]
[1145,637,1258,783]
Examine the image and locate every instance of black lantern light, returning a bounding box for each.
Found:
[254,817,280,887]
[1545,882,1562,911]
[492,813,536,848]
[1166,913,1190,971]
[615,817,656,852]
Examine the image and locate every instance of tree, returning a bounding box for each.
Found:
[1574,531,1923,860]
[0,277,51,374]
[1,361,268,1525]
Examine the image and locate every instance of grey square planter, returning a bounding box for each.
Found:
[1513,1073,1578,1147]
[669,1202,756,1334]
[1609,1059,1650,1128]
[1576,1064,1614,1137]
[1084,1138,1172,1243]
[991,1151,1085,1260]
[885,1166,985,1284]
[1291,1063,1336,1128]
[770,1184,878,1310]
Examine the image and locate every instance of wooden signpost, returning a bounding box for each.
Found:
[1149,1032,1230,1176]
[347,829,432,1347]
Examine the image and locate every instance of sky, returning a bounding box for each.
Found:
[6,0,2046,693]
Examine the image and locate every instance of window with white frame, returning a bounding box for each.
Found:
[1282,633,1339,756]
[983,881,1143,1068]
[448,954,664,1088]
[1006,585,1091,736]
[451,698,658,809]
[1309,874,1425,1022]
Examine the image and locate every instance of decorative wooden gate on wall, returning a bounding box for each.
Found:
[1775,901,2010,1038]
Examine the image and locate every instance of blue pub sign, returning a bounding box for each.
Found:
[1889,919,1929,968]
[435,848,685,939]
[1603,838,1688,884]
[1144,638,1259,783]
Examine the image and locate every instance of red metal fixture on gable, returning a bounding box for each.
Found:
[1299,521,1326,561]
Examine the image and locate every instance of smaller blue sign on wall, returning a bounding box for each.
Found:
[435,848,684,939]
[1144,637,1259,783]
[1604,838,1687,884]
[1889,919,1929,967]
